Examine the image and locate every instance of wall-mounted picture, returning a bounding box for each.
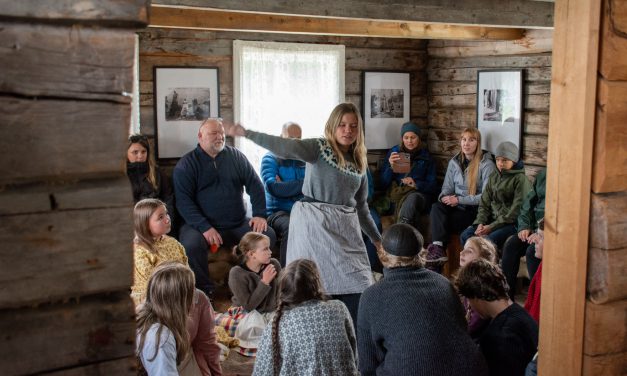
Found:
[476,69,523,157]
[154,67,220,159]
[362,71,411,149]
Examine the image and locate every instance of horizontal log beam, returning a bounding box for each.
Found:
[0,206,133,308]
[150,5,526,41]
[0,0,148,26]
[0,293,134,375]
[153,0,554,28]
[592,78,627,193]
[0,23,134,102]
[589,192,627,250]
[587,247,627,304]
[428,29,553,57]
[0,97,130,185]
[599,0,627,80]
[583,299,627,356]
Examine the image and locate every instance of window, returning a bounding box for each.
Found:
[233,40,345,174]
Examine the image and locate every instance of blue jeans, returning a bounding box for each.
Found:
[460,224,517,252]
[180,222,276,296]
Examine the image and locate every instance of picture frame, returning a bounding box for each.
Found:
[476,69,523,158]
[362,71,411,149]
[153,67,220,159]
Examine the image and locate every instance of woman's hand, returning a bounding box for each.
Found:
[401,177,416,187]
[261,263,277,285]
[222,121,247,137]
[388,152,400,166]
[441,195,459,206]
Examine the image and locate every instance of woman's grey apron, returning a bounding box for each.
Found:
[286,201,373,295]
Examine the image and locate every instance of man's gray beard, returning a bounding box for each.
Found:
[213,143,225,154]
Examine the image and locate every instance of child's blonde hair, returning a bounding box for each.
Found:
[233,232,270,263]
[136,262,195,365]
[464,236,498,264]
[134,198,167,253]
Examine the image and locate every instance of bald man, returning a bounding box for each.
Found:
[174,118,276,296]
[260,122,306,266]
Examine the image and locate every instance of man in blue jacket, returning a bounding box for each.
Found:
[260,122,305,266]
[174,118,276,296]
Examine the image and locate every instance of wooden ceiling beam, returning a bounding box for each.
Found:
[153,0,554,28]
[149,5,525,41]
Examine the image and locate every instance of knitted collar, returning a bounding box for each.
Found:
[317,138,362,177]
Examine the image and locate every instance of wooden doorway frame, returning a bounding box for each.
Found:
[539,1,602,375]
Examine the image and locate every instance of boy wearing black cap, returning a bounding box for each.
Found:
[460,141,532,251]
[357,224,488,376]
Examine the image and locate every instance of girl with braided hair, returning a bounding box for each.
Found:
[252,259,359,376]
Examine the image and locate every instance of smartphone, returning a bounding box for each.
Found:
[392,152,411,173]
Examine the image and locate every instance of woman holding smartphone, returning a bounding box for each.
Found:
[379,122,438,231]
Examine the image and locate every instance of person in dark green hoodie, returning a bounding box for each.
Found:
[501,167,546,299]
[460,141,532,251]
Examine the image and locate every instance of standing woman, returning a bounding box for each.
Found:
[225,103,381,323]
[126,135,175,226]
[425,127,496,267]
[379,122,438,229]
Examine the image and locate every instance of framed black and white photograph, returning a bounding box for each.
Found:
[362,71,411,149]
[476,69,523,158]
[154,67,220,159]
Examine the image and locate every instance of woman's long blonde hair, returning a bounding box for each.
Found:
[323,103,368,173]
[459,127,483,196]
[136,262,195,365]
[134,198,166,253]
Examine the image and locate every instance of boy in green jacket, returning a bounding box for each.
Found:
[460,141,532,251]
[501,168,546,298]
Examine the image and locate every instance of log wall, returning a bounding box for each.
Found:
[0,1,146,374]
[583,1,627,373]
[426,29,552,178]
[137,28,428,175]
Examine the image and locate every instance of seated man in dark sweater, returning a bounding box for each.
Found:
[357,223,488,376]
[173,118,276,297]
[455,259,538,376]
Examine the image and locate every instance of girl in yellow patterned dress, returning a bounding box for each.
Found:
[131,198,189,305]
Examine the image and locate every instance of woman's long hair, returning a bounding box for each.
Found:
[127,134,158,190]
[323,103,368,173]
[458,127,483,196]
[136,262,195,365]
[134,198,167,253]
[272,259,327,374]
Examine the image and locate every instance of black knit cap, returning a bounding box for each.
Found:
[382,223,424,257]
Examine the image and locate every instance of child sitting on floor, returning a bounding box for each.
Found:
[458,236,498,339]
[216,232,281,356]
[131,198,188,306]
[136,262,198,375]
[455,259,538,376]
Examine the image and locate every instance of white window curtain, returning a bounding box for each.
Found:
[233,40,345,174]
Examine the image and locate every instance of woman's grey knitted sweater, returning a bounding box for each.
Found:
[246,130,381,242]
